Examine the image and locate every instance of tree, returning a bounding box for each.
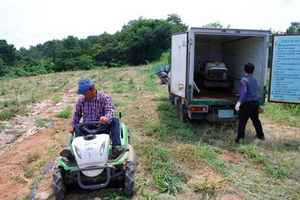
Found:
[52,36,84,71]
[166,14,183,25]
[202,21,231,28]
[10,14,189,73]
[167,14,188,33]
[0,40,20,65]
[286,22,300,34]
[117,15,188,66]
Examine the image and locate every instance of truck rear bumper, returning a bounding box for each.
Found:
[188,107,238,121]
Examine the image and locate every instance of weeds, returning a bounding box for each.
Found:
[0,88,8,95]
[1,98,20,107]
[37,156,50,169]
[26,91,45,104]
[23,166,35,178]
[0,124,5,132]
[0,110,15,120]
[35,118,52,127]
[51,129,60,138]
[11,176,28,184]
[190,176,217,197]
[51,95,63,104]
[55,108,72,118]
[27,152,40,163]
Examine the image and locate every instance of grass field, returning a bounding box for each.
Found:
[0,64,299,200]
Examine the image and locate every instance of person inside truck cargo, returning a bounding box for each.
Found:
[235,63,265,143]
[69,78,129,155]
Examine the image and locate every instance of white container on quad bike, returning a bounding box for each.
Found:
[72,134,110,177]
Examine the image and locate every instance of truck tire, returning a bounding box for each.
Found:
[52,166,66,200]
[124,161,135,196]
[179,102,188,121]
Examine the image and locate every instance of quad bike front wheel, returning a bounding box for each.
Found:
[52,166,66,200]
[124,161,135,196]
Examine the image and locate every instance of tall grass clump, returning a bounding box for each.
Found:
[0,110,15,120]
[55,108,72,118]
[141,143,184,195]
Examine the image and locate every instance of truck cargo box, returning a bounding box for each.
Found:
[169,27,270,121]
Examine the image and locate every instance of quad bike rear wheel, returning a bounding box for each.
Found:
[52,166,66,200]
[124,161,135,196]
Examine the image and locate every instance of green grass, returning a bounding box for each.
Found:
[27,152,40,163]
[264,101,300,127]
[51,95,63,104]
[10,176,28,184]
[35,118,52,127]
[54,108,72,118]
[1,64,300,199]
[0,110,15,120]
[0,124,6,132]
[23,165,35,178]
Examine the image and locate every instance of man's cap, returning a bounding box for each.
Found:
[77,78,94,94]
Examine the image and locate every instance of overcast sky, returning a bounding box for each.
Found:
[1,0,299,49]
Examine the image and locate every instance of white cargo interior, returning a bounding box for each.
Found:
[193,34,267,97]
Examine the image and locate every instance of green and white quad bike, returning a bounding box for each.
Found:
[51,116,137,200]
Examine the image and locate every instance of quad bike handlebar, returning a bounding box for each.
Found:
[78,121,110,135]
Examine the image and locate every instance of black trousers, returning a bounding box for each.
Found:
[237,101,264,139]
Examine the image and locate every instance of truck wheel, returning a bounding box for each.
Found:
[179,103,188,121]
[124,161,135,196]
[52,166,66,200]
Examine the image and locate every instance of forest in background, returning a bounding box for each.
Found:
[0,14,299,79]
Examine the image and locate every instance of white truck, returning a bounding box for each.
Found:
[169,27,270,121]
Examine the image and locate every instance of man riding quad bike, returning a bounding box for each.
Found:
[51,78,137,199]
[51,120,136,200]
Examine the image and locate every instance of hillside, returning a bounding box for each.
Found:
[0,65,299,200]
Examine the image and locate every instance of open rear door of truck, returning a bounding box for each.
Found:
[170,32,188,98]
[269,34,300,104]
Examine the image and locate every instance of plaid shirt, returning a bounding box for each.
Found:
[72,90,114,127]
